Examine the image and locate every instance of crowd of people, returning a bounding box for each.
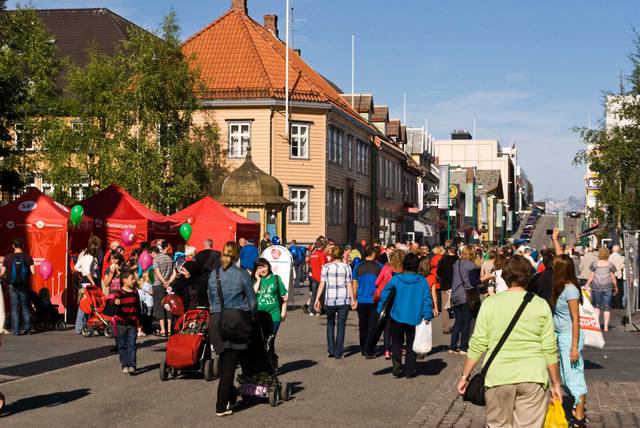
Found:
[0,227,629,425]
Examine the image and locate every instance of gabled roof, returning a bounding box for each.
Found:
[371,106,389,123]
[181,7,374,132]
[0,187,70,231]
[340,94,373,114]
[35,8,145,68]
[387,120,401,138]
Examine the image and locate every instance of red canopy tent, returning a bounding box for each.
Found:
[0,188,91,314]
[79,184,177,255]
[169,196,260,251]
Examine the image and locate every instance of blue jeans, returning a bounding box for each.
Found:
[591,289,612,312]
[9,285,31,334]
[293,264,303,289]
[310,279,321,314]
[325,305,350,357]
[75,309,87,334]
[116,324,137,369]
[450,303,472,352]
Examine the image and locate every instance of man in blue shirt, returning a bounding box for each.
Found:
[354,245,383,359]
[239,238,259,273]
[289,239,307,291]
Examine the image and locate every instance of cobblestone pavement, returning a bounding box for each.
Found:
[412,311,640,427]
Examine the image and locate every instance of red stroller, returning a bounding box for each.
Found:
[160,307,216,381]
[79,286,114,338]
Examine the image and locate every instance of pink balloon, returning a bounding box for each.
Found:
[121,228,136,247]
[139,251,152,271]
[38,260,53,281]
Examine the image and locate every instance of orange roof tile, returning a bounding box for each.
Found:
[182,8,374,132]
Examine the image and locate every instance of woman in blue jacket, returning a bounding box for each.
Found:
[378,252,433,378]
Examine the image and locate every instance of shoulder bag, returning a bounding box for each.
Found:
[463,291,535,406]
[458,263,482,317]
[215,267,252,343]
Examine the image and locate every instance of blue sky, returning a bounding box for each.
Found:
[11,0,640,199]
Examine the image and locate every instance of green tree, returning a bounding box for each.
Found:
[42,11,227,210]
[0,6,61,194]
[574,34,640,230]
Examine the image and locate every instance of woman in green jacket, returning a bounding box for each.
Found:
[457,255,563,428]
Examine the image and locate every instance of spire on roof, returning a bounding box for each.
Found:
[230,0,247,14]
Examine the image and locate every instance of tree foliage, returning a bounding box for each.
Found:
[0,6,61,194]
[574,33,640,230]
[42,11,226,211]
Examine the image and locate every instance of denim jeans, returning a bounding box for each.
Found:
[591,289,613,312]
[325,305,350,357]
[450,303,472,352]
[116,323,137,369]
[310,279,321,314]
[75,309,87,334]
[9,285,31,334]
[293,264,303,290]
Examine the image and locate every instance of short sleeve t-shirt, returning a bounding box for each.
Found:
[153,253,174,287]
[309,250,328,283]
[256,274,288,321]
[553,284,581,333]
[589,261,616,290]
[104,266,122,293]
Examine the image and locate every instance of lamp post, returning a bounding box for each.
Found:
[446,165,462,241]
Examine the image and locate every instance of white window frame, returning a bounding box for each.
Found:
[290,122,309,159]
[289,187,309,223]
[228,121,251,158]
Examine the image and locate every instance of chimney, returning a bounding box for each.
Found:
[231,0,247,14]
[263,14,278,37]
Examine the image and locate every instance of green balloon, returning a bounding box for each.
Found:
[70,205,84,225]
[179,223,192,241]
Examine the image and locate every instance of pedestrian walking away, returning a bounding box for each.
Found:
[314,245,357,359]
[1,238,36,336]
[353,244,383,358]
[377,253,433,378]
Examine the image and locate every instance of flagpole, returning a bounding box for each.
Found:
[285,0,290,145]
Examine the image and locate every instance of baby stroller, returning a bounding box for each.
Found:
[30,289,66,332]
[79,285,114,338]
[160,307,216,381]
[235,311,294,407]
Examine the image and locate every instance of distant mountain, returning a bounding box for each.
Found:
[540,196,585,213]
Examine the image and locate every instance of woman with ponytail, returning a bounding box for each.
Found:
[208,241,256,417]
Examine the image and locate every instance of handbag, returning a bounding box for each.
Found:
[579,289,605,349]
[463,291,535,406]
[458,264,481,317]
[215,267,252,343]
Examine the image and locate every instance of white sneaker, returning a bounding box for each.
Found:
[122,367,128,374]
[309,313,315,317]
[127,367,135,374]
[216,410,233,417]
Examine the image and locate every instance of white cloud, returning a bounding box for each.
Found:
[411,90,590,199]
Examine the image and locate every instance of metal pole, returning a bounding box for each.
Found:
[351,32,355,108]
[285,0,290,145]
[447,165,451,241]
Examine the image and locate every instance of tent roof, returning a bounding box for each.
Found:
[0,187,69,230]
[79,184,171,224]
[170,196,259,226]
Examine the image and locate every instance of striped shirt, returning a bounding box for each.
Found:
[114,289,141,327]
[321,262,352,307]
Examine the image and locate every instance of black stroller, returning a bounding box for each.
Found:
[235,311,293,406]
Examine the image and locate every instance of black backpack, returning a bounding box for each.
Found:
[9,254,30,287]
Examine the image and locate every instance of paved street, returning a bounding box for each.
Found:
[1,289,640,427]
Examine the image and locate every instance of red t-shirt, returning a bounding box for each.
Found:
[309,249,328,283]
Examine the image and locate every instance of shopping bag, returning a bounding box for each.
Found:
[579,290,605,349]
[412,321,433,354]
[543,399,568,428]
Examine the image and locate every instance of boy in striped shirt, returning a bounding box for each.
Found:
[114,269,141,375]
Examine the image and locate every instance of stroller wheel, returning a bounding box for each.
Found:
[203,359,215,381]
[104,325,114,338]
[55,319,66,331]
[267,386,280,407]
[159,360,169,381]
[170,368,178,379]
[282,383,293,401]
[81,325,93,337]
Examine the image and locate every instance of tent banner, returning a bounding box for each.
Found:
[28,229,68,314]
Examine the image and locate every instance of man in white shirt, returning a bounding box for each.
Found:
[609,245,625,308]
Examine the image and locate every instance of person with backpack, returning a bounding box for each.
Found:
[289,239,307,291]
[1,238,35,335]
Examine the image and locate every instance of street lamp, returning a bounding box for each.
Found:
[447,165,463,241]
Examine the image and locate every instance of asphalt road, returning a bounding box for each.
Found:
[0,290,462,428]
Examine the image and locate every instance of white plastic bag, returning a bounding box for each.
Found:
[413,321,433,354]
[579,290,605,349]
